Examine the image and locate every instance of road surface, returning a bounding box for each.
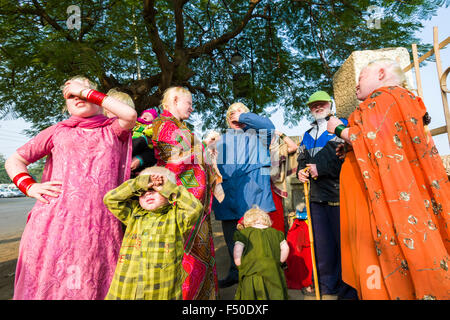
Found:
[0,197,35,239]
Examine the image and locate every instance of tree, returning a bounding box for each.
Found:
[27,157,46,182]
[0,153,45,183]
[0,154,11,183]
[0,0,447,136]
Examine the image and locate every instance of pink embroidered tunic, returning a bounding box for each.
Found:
[13,116,131,300]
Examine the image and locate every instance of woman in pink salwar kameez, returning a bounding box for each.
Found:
[5,77,137,300]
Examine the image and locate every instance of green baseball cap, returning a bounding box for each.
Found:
[306,91,332,106]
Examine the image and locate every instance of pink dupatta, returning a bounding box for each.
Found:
[41,114,132,185]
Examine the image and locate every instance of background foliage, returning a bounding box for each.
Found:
[0,0,448,136]
[0,154,45,183]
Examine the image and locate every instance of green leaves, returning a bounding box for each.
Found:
[0,0,446,135]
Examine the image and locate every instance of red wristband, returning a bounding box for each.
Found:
[86,89,107,106]
[13,173,36,196]
[18,178,35,195]
[13,172,30,185]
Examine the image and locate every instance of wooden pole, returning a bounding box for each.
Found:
[433,26,450,145]
[403,37,450,72]
[411,44,423,98]
[441,67,450,94]
[302,175,321,300]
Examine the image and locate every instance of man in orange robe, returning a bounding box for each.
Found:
[327,59,450,300]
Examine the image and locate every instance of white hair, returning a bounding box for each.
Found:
[226,102,250,128]
[366,59,409,89]
[139,166,177,185]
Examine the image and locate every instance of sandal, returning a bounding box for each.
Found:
[301,286,316,296]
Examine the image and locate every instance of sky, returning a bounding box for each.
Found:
[271,5,450,156]
[0,5,449,159]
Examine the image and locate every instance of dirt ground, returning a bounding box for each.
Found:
[0,232,21,300]
[0,215,322,300]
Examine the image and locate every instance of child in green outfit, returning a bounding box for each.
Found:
[103,166,202,300]
[233,206,290,300]
[131,108,159,175]
[132,108,158,140]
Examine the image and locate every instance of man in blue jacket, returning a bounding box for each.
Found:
[212,102,276,288]
[296,91,357,299]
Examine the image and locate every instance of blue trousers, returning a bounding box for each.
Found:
[221,219,239,281]
[310,202,357,298]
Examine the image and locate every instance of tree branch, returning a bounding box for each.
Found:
[31,0,76,42]
[187,0,262,58]
[174,0,185,50]
[185,13,207,46]
[186,84,229,111]
[143,0,171,79]
[309,6,331,78]
[78,1,106,42]
[250,13,270,20]
[221,0,234,22]
[129,74,162,95]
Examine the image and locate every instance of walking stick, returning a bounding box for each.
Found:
[301,168,321,300]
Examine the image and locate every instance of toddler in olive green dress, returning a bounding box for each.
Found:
[233,206,290,300]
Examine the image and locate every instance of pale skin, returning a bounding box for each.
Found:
[203,132,221,159]
[308,101,331,120]
[233,234,290,266]
[296,101,332,183]
[326,63,401,145]
[138,174,169,211]
[140,113,155,123]
[166,93,193,121]
[130,158,141,171]
[5,79,137,203]
[274,130,298,154]
[228,110,246,129]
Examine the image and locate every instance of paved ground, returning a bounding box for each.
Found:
[0,197,33,300]
[0,197,331,300]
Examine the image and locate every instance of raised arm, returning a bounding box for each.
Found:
[238,112,275,132]
[100,94,137,130]
[232,112,275,148]
[63,80,137,130]
[157,179,203,237]
[275,130,298,154]
[103,175,149,225]
[327,116,351,145]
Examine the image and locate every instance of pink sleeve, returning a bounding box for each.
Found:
[17,125,56,163]
[111,119,132,142]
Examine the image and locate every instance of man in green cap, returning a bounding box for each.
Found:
[296,91,357,299]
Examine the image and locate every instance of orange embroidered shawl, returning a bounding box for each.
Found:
[342,86,449,300]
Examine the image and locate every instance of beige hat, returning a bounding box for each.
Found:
[139,166,177,185]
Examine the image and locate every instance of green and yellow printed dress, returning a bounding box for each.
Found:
[103,175,202,300]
